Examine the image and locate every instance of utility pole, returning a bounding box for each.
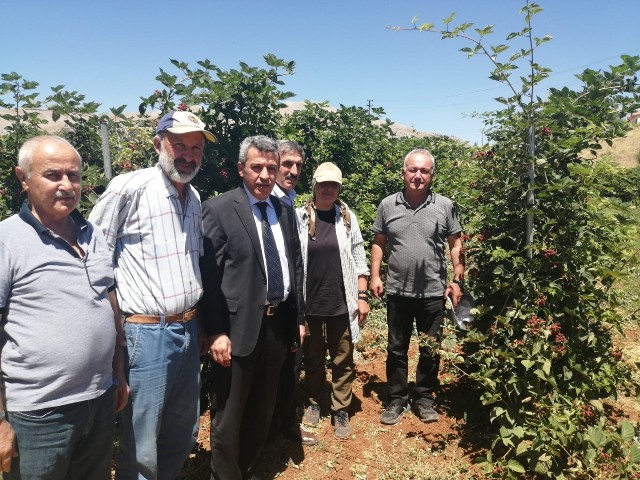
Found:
[100,121,112,180]
[366,99,373,114]
[525,124,535,258]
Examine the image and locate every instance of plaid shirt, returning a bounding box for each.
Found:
[89,164,203,315]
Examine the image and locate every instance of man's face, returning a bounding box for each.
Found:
[402,153,434,193]
[277,151,303,192]
[238,147,278,201]
[16,141,82,224]
[154,131,205,184]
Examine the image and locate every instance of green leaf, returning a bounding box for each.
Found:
[630,443,640,464]
[521,359,534,370]
[474,25,494,36]
[442,12,456,24]
[507,459,526,473]
[620,419,635,440]
[589,399,603,412]
[587,426,606,448]
[491,44,509,55]
[516,439,532,455]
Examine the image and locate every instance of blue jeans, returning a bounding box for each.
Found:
[116,318,200,480]
[386,295,444,405]
[5,386,116,480]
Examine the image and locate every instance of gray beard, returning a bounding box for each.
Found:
[158,150,199,184]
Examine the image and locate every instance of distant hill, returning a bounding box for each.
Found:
[0,103,437,139]
[591,123,640,168]
[280,101,437,138]
[2,107,638,165]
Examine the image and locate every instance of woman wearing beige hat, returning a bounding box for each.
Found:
[297,162,369,440]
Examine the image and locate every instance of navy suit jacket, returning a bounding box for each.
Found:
[200,186,304,356]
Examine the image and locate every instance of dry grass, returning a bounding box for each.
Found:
[589,123,640,168]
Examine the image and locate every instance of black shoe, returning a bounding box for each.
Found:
[281,425,318,446]
[380,401,407,425]
[333,410,352,440]
[412,400,439,423]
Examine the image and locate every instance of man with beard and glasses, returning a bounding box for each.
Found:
[90,111,216,479]
[0,136,128,479]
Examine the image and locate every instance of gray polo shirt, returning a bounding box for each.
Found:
[0,203,116,411]
[373,190,462,298]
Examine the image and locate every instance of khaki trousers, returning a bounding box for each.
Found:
[304,313,354,412]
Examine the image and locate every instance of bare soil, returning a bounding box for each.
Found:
[175,338,489,480]
[169,318,640,480]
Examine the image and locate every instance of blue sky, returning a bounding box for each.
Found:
[2,1,639,145]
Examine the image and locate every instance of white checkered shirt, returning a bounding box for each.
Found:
[89,164,203,315]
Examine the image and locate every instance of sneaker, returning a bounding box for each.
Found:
[380,401,407,425]
[302,404,321,425]
[412,401,439,423]
[333,410,352,440]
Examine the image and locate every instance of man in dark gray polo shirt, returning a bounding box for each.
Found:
[370,148,465,425]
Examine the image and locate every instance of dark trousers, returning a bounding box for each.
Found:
[386,295,444,405]
[274,346,303,429]
[209,312,288,480]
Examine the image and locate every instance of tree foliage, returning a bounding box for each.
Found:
[404,2,640,478]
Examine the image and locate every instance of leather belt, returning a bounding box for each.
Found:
[125,308,198,324]
[263,304,279,317]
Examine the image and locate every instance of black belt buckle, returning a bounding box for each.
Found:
[264,304,277,316]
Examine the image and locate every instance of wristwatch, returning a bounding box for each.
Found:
[0,410,5,423]
[452,279,465,291]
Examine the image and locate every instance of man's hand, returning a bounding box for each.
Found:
[357,300,370,327]
[209,334,232,367]
[115,382,130,413]
[0,420,16,472]
[112,339,130,413]
[444,282,464,308]
[370,276,384,298]
[291,325,306,352]
[197,319,209,355]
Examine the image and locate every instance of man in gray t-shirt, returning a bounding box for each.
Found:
[0,136,128,479]
[370,148,465,426]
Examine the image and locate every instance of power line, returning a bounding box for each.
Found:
[394,47,640,103]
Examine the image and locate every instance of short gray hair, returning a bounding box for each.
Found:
[18,135,81,177]
[402,148,435,172]
[277,140,305,162]
[239,135,279,165]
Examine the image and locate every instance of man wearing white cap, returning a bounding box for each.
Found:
[90,110,216,479]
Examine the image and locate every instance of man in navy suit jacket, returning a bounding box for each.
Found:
[201,135,304,480]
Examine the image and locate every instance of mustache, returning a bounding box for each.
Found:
[174,157,194,166]
[285,173,298,180]
[54,192,76,199]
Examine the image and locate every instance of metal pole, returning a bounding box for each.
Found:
[525,124,535,258]
[100,121,112,180]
